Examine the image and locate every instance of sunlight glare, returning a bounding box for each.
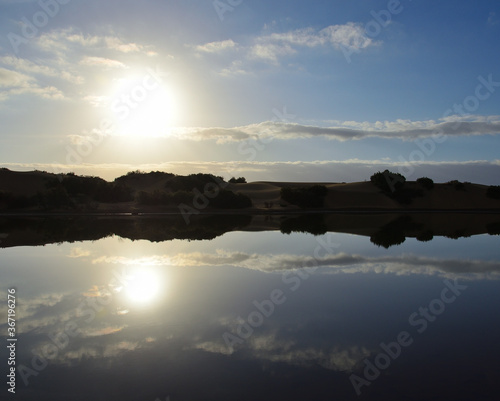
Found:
[123,268,163,306]
[108,71,180,138]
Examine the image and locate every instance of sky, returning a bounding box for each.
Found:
[0,0,499,183]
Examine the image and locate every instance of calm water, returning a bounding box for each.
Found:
[1,215,500,400]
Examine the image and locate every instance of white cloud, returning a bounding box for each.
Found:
[165,116,500,142]
[488,11,499,26]
[249,22,376,64]
[0,66,64,100]
[0,55,84,84]
[219,60,251,77]
[67,247,91,258]
[80,56,127,69]
[195,39,237,53]
[0,67,32,87]
[89,250,500,280]
[249,43,296,64]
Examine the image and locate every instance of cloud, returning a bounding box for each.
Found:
[80,56,127,69]
[68,247,91,258]
[0,56,84,84]
[193,333,370,371]
[249,23,376,64]
[0,67,32,87]
[488,11,499,26]
[0,66,64,100]
[166,116,500,142]
[89,250,500,281]
[195,39,237,53]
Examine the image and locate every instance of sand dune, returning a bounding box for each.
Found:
[1,168,499,213]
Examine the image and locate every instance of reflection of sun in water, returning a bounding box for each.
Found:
[108,71,180,138]
[123,268,164,306]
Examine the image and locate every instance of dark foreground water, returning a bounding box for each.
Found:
[1,214,500,400]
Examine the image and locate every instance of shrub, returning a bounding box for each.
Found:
[370,170,406,192]
[210,190,252,209]
[416,230,434,242]
[165,173,225,192]
[229,177,247,184]
[447,180,465,191]
[280,185,328,208]
[486,186,500,199]
[416,177,434,190]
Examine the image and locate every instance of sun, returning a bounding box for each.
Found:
[122,268,164,306]
[108,71,180,137]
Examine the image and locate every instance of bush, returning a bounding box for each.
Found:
[447,180,465,191]
[37,187,74,210]
[416,177,434,190]
[416,230,434,242]
[210,190,252,209]
[280,185,328,208]
[486,186,500,199]
[370,170,406,192]
[229,177,247,184]
[46,174,134,203]
[165,173,225,192]
[0,191,38,209]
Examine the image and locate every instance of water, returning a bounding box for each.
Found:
[1,214,500,400]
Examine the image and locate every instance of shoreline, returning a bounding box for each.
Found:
[2,208,500,217]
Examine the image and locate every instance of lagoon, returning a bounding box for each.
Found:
[1,214,499,400]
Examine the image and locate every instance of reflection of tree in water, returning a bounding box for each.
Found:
[416,230,434,242]
[486,222,500,235]
[0,215,252,248]
[370,215,421,248]
[280,214,327,236]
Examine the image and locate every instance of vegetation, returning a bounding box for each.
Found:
[117,170,175,182]
[370,170,423,205]
[280,185,328,208]
[486,185,500,199]
[137,188,252,209]
[369,216,421,248]
[137,190,192,206]
[209,190,252,209]
[280,214,327,236]
[447,180,466,191]
[370,170,406,192]
[417,177,434,190]
[229,177,247,184]
[46,173,134,203]
[486,222,500,235]
[165,173,225,192]
[416,230,434,242]
[0,191,38,209]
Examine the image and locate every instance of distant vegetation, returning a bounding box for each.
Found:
[486,185,500,199]
[447,180,466,191]
[370,170,423,205]
[416,177,434,190]
[280,185,328,208]
[165,173,225,192]
[229,177,247,184]
[0,170,252,211]
[370,170,406,192]
[280,214,327,236]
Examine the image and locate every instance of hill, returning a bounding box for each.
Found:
[1,168,500,213]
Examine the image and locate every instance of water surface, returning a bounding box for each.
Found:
[1,214,499,400]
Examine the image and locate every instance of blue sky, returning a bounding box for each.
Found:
[0,0,499,182]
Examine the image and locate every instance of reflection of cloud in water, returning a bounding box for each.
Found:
[67,247,90,258]
[192,332,370,372]
[92,251,500,280]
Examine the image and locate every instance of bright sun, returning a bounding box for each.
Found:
[123,268,164,306]
[108,71,180,137]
